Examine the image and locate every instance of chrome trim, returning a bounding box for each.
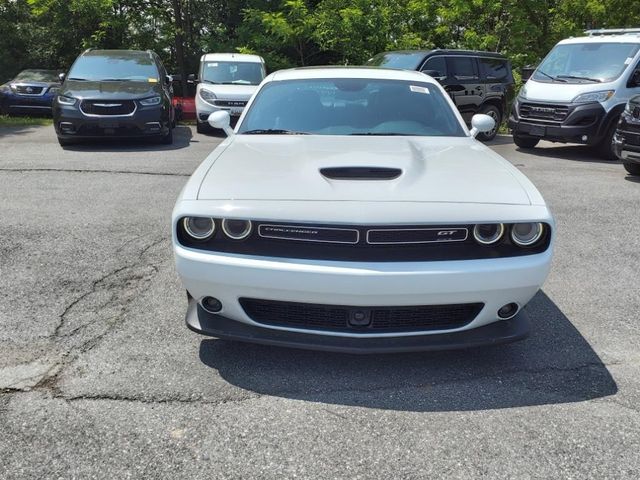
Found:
[79,100,137,118]
[472,223,505,245]
[366,227,468,245]
[258,224,360,244]
[620,150,640,162]
[11,84,48,97]
[8,105,50,109]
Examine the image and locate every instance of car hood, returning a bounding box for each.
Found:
[198,84,257,100]
[522,78,616,103]
[197,136,534,205]
[61,79,161,100]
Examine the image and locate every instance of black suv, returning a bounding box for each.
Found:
[367,50,515,140]
[53,49,174,146]
[613,94,640,175]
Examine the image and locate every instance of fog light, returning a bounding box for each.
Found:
[581,135,588,142]
[497,303,519,319]
[201,296,222,313]
[60,122,75,133]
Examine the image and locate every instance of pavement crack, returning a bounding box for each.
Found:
[0,167,189,177]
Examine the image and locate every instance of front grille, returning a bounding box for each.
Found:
[240,298,484,333]
[519,103,569,123]
[15,85,44,95]
[214,100,247,107]
[80,100,136,116]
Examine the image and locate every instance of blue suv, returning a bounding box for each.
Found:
[0,69,61,115]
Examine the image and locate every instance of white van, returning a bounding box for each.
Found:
[508,29,640,159]
[195,53,266,133]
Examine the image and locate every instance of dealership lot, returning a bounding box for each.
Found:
[1,125,639,478]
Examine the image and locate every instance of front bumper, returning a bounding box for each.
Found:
[186,299,530,353]
[613,115,640,163]
[195,95,245,123]
[175,244,552,347]
[53,103,170,139]
[508,98,607,145]
[1,92,54,113]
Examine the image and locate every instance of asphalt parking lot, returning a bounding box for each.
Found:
[1,124,639,479]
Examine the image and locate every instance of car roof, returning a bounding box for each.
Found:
[268,66,439,83]
[558,34,640,45]
[82,49,154,60]
[202,53,264,63]
[377,49,508,59]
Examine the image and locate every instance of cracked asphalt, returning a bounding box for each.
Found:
[1,125,639,479]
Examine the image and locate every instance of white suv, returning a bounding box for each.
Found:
[195,53,266,134]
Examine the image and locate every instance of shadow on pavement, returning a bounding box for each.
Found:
[60,125,193,152]
[624,175,640,183]
[198,290,617,412]
[516,143,621,165]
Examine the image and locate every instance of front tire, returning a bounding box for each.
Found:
[623,160,640,176]
[160,125,173,145]
[513,135,539,149]
[477,105,501,141]
[597,122,619,161]
[196,121,209,134]
[57,137,75,147]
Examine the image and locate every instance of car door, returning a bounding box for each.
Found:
[443,56,484,122]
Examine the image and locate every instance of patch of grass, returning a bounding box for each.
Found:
[0,115,53,127]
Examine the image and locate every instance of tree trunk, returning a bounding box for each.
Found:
[172,0,188,96]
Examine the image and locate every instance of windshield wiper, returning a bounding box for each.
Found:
[557,75,602,83]
[537,70,567,82]
[243,129,309,135]
[68,77,89,81]
[201,80,221,84]
[350,132,419,136]
[100,78,129,81]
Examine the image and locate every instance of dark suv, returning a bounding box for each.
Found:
[366,50,515,140]
[53,49,174,146]
[613,94,640,175]
[0,69,62,115]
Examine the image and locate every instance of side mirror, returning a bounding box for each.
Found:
[208,110,234,136]
[520,65,536,82]
[187,74,198,83]
[58,72,66,83]
[422,69,445,81]
[469,114,496,138]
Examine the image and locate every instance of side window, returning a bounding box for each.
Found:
[421,57,447,78]
[479,58,508,81]
[447,56,478,80]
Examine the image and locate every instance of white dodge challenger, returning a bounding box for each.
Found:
[172,67,554,353]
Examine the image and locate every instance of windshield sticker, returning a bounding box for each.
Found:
[148,78,158,83]
[206,63,218,67]
[625,57,634,65]
[410,85,430,94]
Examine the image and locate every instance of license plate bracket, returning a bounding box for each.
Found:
[529,125,545,137]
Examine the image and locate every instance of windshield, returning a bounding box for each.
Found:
[68,53,158,81]
[366,52,426,70]
[201,61,265,85]
[533,42,640,83]
[14,70,59,82]
[238,78,466,137]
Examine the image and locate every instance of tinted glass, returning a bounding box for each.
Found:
[201,62,264,85]
[479,58,509,81]
[14,70,59,82]
[238,78,465,137]
[449,57,477,79]
[68,53,158,81]
[366,52,426,70]
[533,42,640,83]
[421,57,447,78]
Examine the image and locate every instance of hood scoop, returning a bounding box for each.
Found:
[320,166,402,180]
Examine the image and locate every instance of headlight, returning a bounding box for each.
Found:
[140,96,161,106]
[572,90,615,104]
[199,88,217,104]
[48,86,60,94]
[57,95,77,106]
[518,85,528,100]
[511,223,544,247]
[183,217,215,240]
[473,224,505,245]
[221,219,252,240]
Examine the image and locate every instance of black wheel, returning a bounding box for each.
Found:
[476,105,501,141]
[623,160,640,176]
[196,121,209,134]
[513,135,539,149]
[160,125,173,145]
[57,137,75,147]
[597,121,619,161]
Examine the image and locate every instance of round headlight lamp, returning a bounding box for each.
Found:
[221,219,252,240]
[473,223,504,245]
[511,222,544,247]
[183,217,215,240]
